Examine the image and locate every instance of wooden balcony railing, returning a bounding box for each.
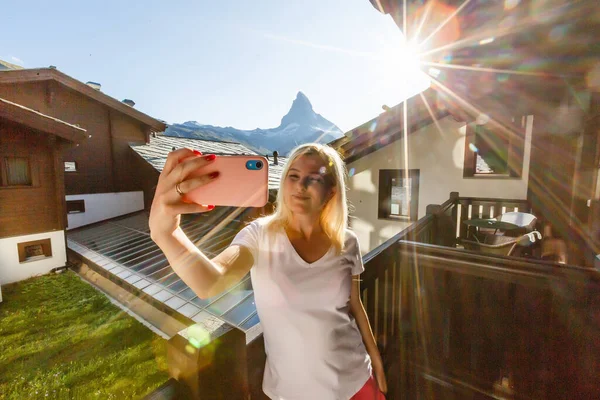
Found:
[415,192,533,248]
[360,193,600,399]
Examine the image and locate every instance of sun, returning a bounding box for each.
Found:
[375,36,431,105]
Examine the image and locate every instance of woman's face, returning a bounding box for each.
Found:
[283,154,335,217]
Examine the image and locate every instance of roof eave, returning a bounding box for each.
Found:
[0,68,167,132]
[0,97,88,143]
[368,0,394,14]
[333,88,449,163]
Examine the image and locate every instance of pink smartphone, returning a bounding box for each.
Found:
[185,155,269,208]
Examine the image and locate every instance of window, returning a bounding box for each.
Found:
[66,199,85,214]
[378,169,420,221]
[2,157,32,186]
[64,161,77,172]
[18,238,52,263]
[464,116,528,178]
[474,125,509,174]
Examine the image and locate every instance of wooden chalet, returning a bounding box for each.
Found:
[0,67,166,229]
[362,0,600,266]
[0,97,86,285]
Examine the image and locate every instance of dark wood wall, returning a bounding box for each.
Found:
[577,95,600,261]
[0,121,64,238]
[110,111,148,193]
[0,80,147,196]
[527,91,600,266]
[130,151,161,210]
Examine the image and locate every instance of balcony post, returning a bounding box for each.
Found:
[167,315,249,399]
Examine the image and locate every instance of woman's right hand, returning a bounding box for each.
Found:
[149,148,219,243]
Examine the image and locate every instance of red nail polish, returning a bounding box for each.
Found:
[193,150,202,156]
[209,171,219,179]
[207,205,215,210]
[205,154,216,161]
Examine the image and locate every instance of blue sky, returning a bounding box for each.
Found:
[2,0,429,132]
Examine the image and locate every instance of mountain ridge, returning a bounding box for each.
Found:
[164,92,343,155]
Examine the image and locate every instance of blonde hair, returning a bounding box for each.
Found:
[261,143,348,254]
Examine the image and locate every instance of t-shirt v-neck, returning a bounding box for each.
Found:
[282,230,333,267]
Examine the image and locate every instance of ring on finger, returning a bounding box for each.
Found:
[175,182,184,196]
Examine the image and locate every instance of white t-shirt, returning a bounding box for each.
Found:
[231,219,372,400]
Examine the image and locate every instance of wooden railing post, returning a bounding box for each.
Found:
[451,192,460,244]
[426,204,441,244]
[167,315,249,399]
[426,192,459,247]
[425,204,441,215]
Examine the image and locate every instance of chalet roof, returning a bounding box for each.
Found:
[266,156,288,191]
[130,134,287,190]
[330,80,549,166]
[329,88,448,164]
[0,59,24,71]
[0,68,166,133]
[0,97,87,143]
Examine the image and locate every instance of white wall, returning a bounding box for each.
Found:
[66,191,144,229]
[0,230,66,285]
[348,115,533,253]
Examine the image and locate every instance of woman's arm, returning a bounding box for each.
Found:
[149,148,254,299]
[152,230,254,299]
[349,276,388,394]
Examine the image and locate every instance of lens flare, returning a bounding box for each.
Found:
[549,25,568,43]
[504,0,520,10]
[369,121,377,132]
[187,324,210,349]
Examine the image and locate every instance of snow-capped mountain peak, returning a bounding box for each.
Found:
[165,92,343,155]
[280,91,318,127]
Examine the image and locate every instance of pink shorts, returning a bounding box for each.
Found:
[350,375,386,400]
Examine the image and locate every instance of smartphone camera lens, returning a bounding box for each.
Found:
[256,161,263,169]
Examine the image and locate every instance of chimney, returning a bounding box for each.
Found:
[273,151,279,165]
[122,99,135,107]
[86,81,101,91]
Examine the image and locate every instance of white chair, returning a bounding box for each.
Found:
[498,212,537,232]
[462,230,542,257]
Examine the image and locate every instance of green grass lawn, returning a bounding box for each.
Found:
[0,271,169,399]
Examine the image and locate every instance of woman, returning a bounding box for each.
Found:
[149,143,387,400]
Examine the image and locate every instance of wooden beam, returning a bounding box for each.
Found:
[0,97,87,143]
[0,68,50,84]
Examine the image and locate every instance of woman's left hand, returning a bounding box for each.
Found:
[373,362,388,394]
